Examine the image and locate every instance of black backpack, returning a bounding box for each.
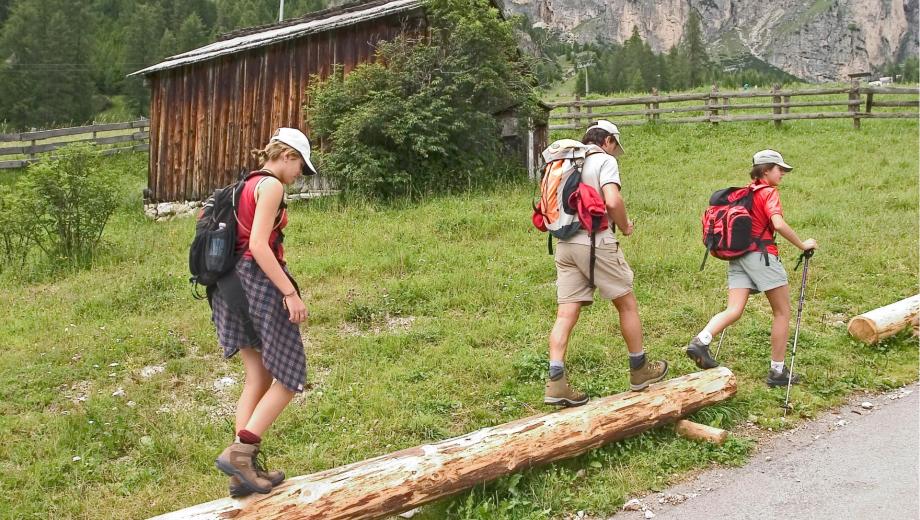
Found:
[189,170,278,297]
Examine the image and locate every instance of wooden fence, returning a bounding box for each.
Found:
[0,119,150,169]
[546,83,919,131]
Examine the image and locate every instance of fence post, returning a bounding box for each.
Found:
[651,88,660,121]
[709,84,719,125]
[772,83,782,128]
[92,120,97,143]
[865,91,874,113]
[849,78,861,129]
[572,94,581,129]
[782,95,790,115]
[28,138,36,163]
[722,94,730,119]
[586,104,593,124]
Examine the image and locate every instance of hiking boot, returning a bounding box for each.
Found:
[685,337,719,369]
[544,373,589,407]
[766,367,801,388]
[215,442,273,494]
[630,359,669,391]
[229,470,285,497]
[228,445,285,497]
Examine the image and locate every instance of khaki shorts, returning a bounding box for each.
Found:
[555,239,634,304]
[727,252,788,293]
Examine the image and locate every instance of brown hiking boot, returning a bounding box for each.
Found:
[629,359,669,391]
[228,444,285,497]
[544,373,589,407]
[215,442,272,494]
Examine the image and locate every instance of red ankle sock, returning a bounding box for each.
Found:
[237,429,261,444]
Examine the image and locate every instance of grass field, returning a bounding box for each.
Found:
[0,118,917,519]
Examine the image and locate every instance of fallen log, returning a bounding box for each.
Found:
[847,294,920,344]
[675,419,728,445]
[151,368,736,520]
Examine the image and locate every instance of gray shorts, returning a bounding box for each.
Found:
[727,252,788,293]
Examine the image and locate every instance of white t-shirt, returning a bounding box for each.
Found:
[559,144,620,246]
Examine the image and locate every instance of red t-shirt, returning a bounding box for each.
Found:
[749,180,782,256]
[235,174,287,264]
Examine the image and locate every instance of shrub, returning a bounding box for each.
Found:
[2,144,118,268]
[305,0,540,199]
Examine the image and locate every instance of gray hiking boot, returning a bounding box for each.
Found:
[630,359,669,391]
[544,373,589,407]
[766,367,801,388]
[228,444,285,497]
[216,442,273,495]
[685,337,719,369]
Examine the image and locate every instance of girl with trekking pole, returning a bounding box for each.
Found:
[685,150,817,387]
[211,128,317,496]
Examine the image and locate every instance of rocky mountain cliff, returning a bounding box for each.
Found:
[502,0,919,82]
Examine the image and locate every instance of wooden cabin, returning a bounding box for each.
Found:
[131,0,546,204]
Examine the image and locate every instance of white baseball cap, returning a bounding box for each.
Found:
[752,149,792,171]
[271,127,318,176]
[587,120,624,156]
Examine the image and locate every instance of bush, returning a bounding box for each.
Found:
[305,0,540,199]
[1,144,118,269]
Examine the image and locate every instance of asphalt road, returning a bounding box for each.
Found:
[613,384,919,520]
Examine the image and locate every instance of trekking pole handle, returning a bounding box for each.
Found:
[794,248,815,271]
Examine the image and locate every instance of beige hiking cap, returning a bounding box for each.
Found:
[752,149,793,171]
[586,119,624,156]
[271,128,318,176]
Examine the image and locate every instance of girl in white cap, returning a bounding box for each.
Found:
[685,149,817,388]
[212,128,316,496]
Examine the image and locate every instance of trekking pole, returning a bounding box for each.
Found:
[783,249,815,417]
[715,329,727,359]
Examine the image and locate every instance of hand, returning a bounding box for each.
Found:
[621,219,634,236]
[283,293,308,324]
[802,238,817,252]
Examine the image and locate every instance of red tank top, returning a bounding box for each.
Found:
[235,173,288,264]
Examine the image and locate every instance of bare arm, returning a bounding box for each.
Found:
[249,178,307,323]
[770,214,816,251]
[602,183,632,235]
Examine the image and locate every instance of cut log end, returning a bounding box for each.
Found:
[847,316,878,344]
[675,419,728,445]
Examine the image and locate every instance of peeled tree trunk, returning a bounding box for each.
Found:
[847,294,920,344]
[151,368,737,520]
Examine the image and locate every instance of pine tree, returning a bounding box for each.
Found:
[0,0,96,129]
[682,10,709,87]
[122,3,165,115]
[176,13,207,54]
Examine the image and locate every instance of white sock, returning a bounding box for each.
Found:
[771,360,785,373]
[697,330,713,345]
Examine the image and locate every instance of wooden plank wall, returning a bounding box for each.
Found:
[148,13,424,202]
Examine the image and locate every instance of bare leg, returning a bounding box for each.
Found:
[549,303,582,362]
[236,349,273,432]
[612,292,643,354]
[244,382,295,437]
[764,284,792,362]
[703,288,751,336]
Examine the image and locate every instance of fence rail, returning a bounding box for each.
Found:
[0,119,150,169]
[546,84,919,131]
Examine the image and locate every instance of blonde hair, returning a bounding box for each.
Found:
[250,141,298,166]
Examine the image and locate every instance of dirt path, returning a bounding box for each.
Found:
[613,384,919,520]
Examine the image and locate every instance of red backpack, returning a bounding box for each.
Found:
[700,184,774,270]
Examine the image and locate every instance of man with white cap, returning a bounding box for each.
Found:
[685,149,817,388]
[544,120,669,407]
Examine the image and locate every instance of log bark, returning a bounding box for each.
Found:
[675,420,728,445]
[847,295,920,344]
[151,368,737,520]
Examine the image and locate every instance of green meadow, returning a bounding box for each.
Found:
[1,118,916,519]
